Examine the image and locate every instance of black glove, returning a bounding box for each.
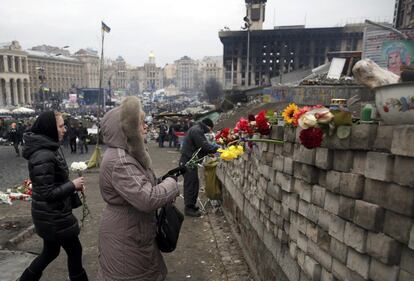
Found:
[167,175,178,182]
[161,166,187,181]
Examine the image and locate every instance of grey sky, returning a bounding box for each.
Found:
[1,0,395,67]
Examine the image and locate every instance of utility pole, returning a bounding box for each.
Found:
[243,15,252,88]
[36,66,46,111]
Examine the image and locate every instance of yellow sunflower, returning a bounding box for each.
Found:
[282,103,299,124]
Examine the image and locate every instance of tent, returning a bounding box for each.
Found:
[0,108,11,114]
[12,107,35,114]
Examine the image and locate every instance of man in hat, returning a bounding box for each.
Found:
[180,118,219,217]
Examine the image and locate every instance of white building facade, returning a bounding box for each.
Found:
[0,41,31,107]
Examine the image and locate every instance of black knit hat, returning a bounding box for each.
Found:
[201,118,214,128]
[31,111,59,143]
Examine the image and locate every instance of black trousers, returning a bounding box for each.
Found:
[26,235,84,277]
[70,139,77,152]
[79,139,88,153]
[183,166,199,207]
[13,142,20,155]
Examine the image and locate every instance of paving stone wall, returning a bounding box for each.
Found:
[216,124,414,281]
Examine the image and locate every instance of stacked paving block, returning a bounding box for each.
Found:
[216,124,414,281]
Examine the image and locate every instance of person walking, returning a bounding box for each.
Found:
[168,121,178,148]
[19,111,88,281]
[68,123,78,154]
[77,122,88,154]
[97,96,179,281]
[8,122,22,157]
[179,118,218,217]
[158,121,167,148]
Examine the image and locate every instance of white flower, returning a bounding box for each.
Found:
[70,162,88,172]
[298,112,317,129]
[312,108,334,123]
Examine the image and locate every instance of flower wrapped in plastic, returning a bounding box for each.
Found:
[70,161,90,228]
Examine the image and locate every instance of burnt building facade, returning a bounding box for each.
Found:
[219,26,364,90]
[219,0,364,91]
[394,0,414,29]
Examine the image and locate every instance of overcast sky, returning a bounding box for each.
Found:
[1,0,395,67]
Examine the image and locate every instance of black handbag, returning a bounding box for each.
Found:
[156,203,184,253]
[70,192,83,209]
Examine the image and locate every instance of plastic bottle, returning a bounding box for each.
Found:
[361,104,373,122]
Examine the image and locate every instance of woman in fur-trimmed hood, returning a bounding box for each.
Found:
[97,96,179,281]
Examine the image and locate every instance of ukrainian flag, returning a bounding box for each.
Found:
[101,21,111,33]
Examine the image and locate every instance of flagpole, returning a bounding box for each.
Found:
[98,26,105,146]
[88,23,105,169]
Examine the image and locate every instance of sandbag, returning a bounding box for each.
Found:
[352,59,400,89]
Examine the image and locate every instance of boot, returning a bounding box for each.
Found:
[70,269,89,281]
[185,206,201,217]
[19,268,42,281]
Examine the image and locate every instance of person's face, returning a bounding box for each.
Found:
[388,51,402,73]
[138,114,148,137]
[56,116,66,142]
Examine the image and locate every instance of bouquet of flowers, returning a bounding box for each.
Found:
[0,191,12,205]
[215,128,236,145]
[217,145,244,161]
[282,103,336,149]
[70,162,91,228]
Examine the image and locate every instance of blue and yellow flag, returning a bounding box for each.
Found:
[101,21,111,33]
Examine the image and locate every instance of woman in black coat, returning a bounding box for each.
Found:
[19,111,88,281]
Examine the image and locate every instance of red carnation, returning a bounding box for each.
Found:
[299,127,324,149]
[255,111,270,135]
[236,118,253,135]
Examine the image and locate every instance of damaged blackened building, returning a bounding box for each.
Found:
[219,0,364,90]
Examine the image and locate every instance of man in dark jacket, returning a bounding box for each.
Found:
[77,122,88,154]
[180,118,218,217]
[158,121,167,148]
[68,123,78,153]
[8,122,22,157]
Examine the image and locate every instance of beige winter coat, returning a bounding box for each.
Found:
[97,97,179,281]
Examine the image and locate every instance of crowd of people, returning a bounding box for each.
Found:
[156,119,193,149]
[0,116,94,158]
[0,120,32,157]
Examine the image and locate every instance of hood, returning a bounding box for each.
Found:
[22,132,60,159]
[101,96,152,169]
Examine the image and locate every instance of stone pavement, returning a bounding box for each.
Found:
[0,142,253,281]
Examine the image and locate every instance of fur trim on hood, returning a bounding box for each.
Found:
[101,96,151,169]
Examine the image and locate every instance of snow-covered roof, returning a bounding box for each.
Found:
[26,49,79,62]
[0,42,12,48]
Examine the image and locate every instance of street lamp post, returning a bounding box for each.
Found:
[243,15,252,88]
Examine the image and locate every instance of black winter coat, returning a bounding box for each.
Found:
[180,122,218,164]
[23,133,80,241]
